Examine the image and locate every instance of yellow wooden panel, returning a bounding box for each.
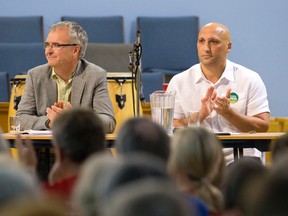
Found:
[283,122,288,132]
[268,120,282,132]
[275,117,288,132]
[265,119,283,166]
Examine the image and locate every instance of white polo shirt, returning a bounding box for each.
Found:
[167,60,270,160]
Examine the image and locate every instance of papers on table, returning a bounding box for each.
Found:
[11,130,53,135]
[26,130,52,135]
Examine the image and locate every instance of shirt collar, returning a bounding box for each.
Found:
[220,59,235,82]
[51,68,76,82]
[194,59,235,84]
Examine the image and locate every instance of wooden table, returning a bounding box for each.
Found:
[3,133,117,147]
[2,132,285,180]
[217,132,285,159]
[2,133,117,181]
[3,132,284,157]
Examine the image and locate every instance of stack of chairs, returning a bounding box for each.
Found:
[136,16,199,101]
[0,16,45,102]
[61,16,125,43]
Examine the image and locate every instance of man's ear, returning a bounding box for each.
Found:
[73,45,80,55]
[54,146,65,162]
[227,42,232,53]
[58,148,66,162]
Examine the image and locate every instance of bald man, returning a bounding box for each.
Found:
[167,23,270,161]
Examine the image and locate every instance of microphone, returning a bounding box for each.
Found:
[134,29,141,48]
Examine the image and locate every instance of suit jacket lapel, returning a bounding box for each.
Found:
[71,61,85,106]
[45,71,57,106]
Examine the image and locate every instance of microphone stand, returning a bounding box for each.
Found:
[129,30,142,117]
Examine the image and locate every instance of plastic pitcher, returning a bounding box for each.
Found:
[149,90,175,135]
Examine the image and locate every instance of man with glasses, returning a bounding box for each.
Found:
[16,21,116,133]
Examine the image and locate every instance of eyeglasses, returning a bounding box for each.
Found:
[44,43,79,50]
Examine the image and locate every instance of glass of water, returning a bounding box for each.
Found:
[150,90,176,135]
[186,111,200,127]
[9,116,20,134]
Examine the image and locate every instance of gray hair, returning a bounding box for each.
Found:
[0,155,40,207]
[50,21,88,59]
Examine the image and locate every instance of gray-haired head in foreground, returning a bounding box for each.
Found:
[115,117,170,163]
[0,155,40,207]
[103,179,191,216]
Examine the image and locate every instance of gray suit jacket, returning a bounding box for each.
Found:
[16,59,116,133]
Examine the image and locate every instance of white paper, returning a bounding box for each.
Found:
[24,130,52,135]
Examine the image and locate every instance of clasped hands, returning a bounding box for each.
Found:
[46,101,72,127]
[200,86,232,120]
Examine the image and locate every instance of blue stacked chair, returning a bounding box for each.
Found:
[0,16,44,43]
[137,16,199,100]
[0,43,46,101]
[137,16,199,77]
[0,16,44,102]
[61,16,125,43]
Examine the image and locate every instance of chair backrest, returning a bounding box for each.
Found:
[141,72,164,102]
[137,16,199,73]
[0,43,46,79]
[85,43,132,72]
[0,16,44,43]
[61,16,125,43]
[0,72,10,102]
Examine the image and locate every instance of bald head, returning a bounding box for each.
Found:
[197,22,232,72]
[200,22,231,44]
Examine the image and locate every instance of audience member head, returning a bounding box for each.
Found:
[169,126,226,186]
[52,107,106,164]
[103,179,191,216]
[49,21,88,59]
[221,157,267,216]
[115,117,170,163]
[271,132,288,163]
[103,153,170,201]
[247,156,288,216]
[168,127,225,214]
[72,152,123,216]
[0,154,40,209]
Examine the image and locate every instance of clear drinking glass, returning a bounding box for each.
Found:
[9,116,20,134]
[186,111,200,127]
[150,90,176,135]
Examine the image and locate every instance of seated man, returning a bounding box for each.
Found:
[167,22,270,161]
[16,21,115,133]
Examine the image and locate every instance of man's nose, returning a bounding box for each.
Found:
[46,48,53,55]
[203,42,210,51]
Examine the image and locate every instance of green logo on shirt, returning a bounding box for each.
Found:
[230,92,238,104]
